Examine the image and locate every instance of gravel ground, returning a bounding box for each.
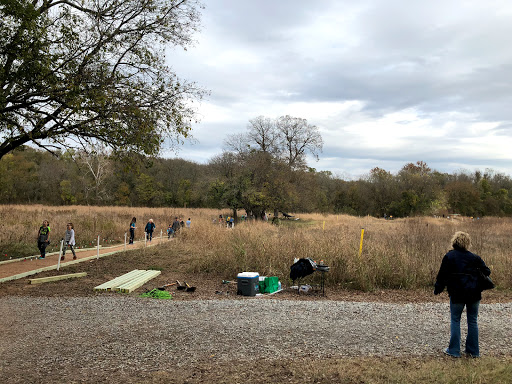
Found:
[1,296,511,383]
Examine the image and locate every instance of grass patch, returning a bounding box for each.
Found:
[138,355,512,383]
[0,242,38,259]
[147,266,164,271]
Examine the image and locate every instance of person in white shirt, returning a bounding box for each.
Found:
[61,222,77,260]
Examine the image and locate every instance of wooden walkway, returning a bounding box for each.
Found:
[0,237,168,283]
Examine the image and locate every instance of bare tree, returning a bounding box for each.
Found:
[76,146,112,204]
[247,116,280,155]
[275,115,323,168]
[223,133,249,155]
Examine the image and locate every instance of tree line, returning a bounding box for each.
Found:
[1,146,511,218]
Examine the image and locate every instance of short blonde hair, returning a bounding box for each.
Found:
[451,231,471,250]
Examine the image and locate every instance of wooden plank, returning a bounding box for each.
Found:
[29,272,87,284]
[116,270,161,293]
[93,270,146,291]
[120,270,161,293]
[93,270,142,291]
[114,270,155,292]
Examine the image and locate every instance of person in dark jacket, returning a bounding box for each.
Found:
[37,220,51,259]
[144,219,156,242]
[434,231,491,358]
[171,217,180,236]
[129,217,136,244]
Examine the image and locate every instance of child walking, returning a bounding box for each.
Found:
[61,222,77,260]
[37,220,51,259]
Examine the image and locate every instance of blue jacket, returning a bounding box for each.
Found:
[434,247,491,303]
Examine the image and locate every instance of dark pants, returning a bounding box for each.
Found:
[146,231,153,241]
[63,244,76,257]
[37,241,48,258]
[129,228,135,244]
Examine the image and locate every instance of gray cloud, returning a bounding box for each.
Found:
[166,0,512,177]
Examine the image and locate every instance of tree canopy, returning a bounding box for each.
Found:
[221,115,324,217]
[0,0,206,160]
[225,115,323,169]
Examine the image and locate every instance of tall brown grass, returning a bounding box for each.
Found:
[1,205,511,291]
[0,204,217,256]
[181,213,511,290]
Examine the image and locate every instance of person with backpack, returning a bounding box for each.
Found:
[145,219,156,242]
[61,222,77,260]
[37,220,51,259]
[434,231,492,358]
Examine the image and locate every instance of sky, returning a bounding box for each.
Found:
[164,0,512,179]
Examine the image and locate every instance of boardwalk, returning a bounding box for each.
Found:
[0,237,167,282]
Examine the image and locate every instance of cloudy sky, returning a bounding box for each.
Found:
[164,0,512,179]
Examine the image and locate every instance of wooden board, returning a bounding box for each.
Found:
[29,272,87,284]
[115,270,161,293]
[94,270,145,291]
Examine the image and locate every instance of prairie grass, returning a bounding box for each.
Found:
[1,205,511,291]
[159,355,512,384]
[0,205,220,257]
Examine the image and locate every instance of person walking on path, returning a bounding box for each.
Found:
[434,231,492,358]
[145,219,156,242]
[171,217,180,236]
[61,222,77,260]
[129,217,136,244]
[37,220,51,259]
[186,218,191,228]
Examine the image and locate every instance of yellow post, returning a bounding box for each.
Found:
[323,221,325,230]
[359,228,365,257]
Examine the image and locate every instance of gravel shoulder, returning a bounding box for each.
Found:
[1,296,511,383]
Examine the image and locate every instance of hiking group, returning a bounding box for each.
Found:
[127,216,192,242]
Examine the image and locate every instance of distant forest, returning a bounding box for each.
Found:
[1,146,512,218]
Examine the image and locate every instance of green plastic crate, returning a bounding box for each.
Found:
[263,276,279,293]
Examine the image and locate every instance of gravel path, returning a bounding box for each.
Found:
[1,297,511,383]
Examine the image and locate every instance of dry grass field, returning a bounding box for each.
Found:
[1,204,511,291]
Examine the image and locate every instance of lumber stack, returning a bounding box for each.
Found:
[94,269,161,293]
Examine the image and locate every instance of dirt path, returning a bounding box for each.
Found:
[0,237,168,281]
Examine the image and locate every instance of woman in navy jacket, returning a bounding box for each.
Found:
[434,231,491,357]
